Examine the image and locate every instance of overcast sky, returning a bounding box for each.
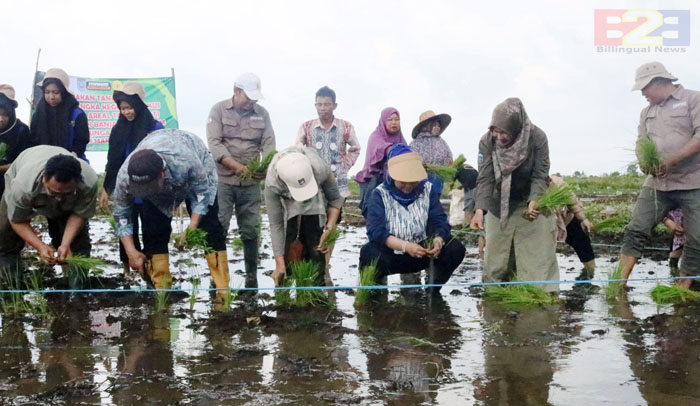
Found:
[4,0,698,176]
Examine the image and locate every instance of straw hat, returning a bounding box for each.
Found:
[116,81,146,103]
[631,62,678,91]
[411,110,451,139]
[0,84,18,108]
[37,68,72,94]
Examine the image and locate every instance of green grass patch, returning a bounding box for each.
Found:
[484,282,557,306]
[242,150,277,180]
[651,284,700,304]
[563,175,644,196]
[354,261,379,308]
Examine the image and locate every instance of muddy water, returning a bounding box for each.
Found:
[0,216,699,405]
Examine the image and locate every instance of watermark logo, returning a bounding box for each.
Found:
[594,9,690,53]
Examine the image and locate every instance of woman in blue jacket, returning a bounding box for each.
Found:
[359,144,466,294]
[0,84,33,196]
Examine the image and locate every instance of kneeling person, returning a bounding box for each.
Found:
[266,146,344,286]
[112,129,228,298]
[0,146,97,271]
[359,144,466,294]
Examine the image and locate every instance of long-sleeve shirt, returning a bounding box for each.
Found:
[264,146,344,258]
[3,145,97,223]
[206,99,276,186]
[638,84,700,191]
[474,126,550,218]
[295,117,361,197]
[112,129,218,237]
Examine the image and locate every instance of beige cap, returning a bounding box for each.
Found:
[37,68,72,94]
[117,81,146,103]
[387,152,427,182]
[0,84,18,108]
[631,62,678,91]
[277,152,318,201]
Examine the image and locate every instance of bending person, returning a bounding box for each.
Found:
[358,144,466,294]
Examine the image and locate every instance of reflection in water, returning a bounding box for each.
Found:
[357,294,461,405]
[475,300,560,406]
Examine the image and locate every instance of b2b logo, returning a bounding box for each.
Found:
[594,10,690,46]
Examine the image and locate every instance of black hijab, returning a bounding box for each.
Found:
[30,78,80,148]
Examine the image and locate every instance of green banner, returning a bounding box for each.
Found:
[34,72,178,151]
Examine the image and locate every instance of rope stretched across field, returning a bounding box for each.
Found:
[2,275,698,294]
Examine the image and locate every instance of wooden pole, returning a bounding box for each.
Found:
[28,48,41,122]
[170,67,179,128]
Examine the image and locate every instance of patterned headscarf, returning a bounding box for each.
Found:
[489,97,532,226]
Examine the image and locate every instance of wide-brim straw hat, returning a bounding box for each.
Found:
[37,68,72,94]
[387,152,427,182]
[631,61,678,91]
[412,110,451,139]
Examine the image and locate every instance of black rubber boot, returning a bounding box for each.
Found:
[242,239,259,289]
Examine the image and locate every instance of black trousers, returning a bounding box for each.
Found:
[139,196,226,255]
[565,218,595,263]
[359,236,466,286]
[47,215,91,256]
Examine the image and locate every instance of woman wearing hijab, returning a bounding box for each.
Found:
[470,98,559,292]
[30,68,89,161]
[354,107,406,217]
[99,82,164,275]
[410,110,453,196]
[359,144,466,295]
[0,84,33,196]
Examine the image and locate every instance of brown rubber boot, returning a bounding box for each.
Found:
[147,254,172,290]
[205,250,230,301]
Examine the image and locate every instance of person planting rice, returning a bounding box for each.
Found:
[98,82,164,277]
[265,146,344,287]
[0,146,97,275]
[207,72,275,290]
[0,84,33,197]
[112,129,230,302]
[618,62,700,289]
[470,97,559,292]
[358,144,466,295]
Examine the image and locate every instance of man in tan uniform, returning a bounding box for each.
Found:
[620,62,700,287]
[206,73,276,289]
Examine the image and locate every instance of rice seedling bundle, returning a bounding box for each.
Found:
[484,282,557,306]
[242,150,277,180]
[424,163,458,183]
[605,264,623,301]
[354,261,378,308]
[421,235,436,250]
[181,228,214,254]
[287,260,329,307]
[452,154,467,169]
[637,136,662,174]
[651,284,700,304]
[62,255,107,273]
[534,183,577,212]
[319,226,341,250]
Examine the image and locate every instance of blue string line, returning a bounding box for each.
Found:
[3,275,698,294]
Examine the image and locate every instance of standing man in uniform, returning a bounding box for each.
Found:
[207,73,276,289]
[619,62,700,288]
[295,86,361,284]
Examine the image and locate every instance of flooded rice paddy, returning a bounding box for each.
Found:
[0,216,698,405]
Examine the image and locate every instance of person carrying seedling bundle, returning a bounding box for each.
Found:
[619,62,700,289]
[98,82,164,277]
[266,146,344,287]
[112,129,229,301]
[207,72,275,290]
[0,146,97,276]
[296,86,361,285]
[549,175,596,280]
[470,97,559,292]
[0,84,33,197]
[358,144,466,295]
[410,110,453,197]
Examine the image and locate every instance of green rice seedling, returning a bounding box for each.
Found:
[180,228,214,254]
[354,261,379,308]
[275,282,293,307]
[452,154,467,169]
[605,264,624,301]
[424,163,458,183]
[319,226,341,251]
[221,283,239,311]
[651,284,700,304]
[288,260,329,307]
[637,136,662,174]
[62,255,106,288]
[484,282,558,306]
[421,235,436,250]
[108,216,117,232]
[188,276,200,311]
[389,335,434,347]
[231,238,244,250]
[534,183,577,213]
[24,268,51,317]
[241,150,277,180]
[155,290,169,312]
[0,143,8,162]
